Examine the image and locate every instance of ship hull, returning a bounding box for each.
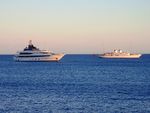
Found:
[14,54,65,62]
[99,54,141,59]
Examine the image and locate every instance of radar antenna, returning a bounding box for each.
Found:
[29,40,32,45]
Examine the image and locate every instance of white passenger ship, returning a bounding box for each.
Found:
[14,40,65,62]
[99,50,141,58]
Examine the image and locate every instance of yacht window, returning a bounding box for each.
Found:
[20,52,32,55]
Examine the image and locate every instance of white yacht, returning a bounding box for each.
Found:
[99,50,142,59]
[14,40,65,62]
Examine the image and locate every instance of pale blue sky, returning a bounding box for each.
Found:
[0,0,150,54]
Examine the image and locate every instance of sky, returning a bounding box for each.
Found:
[0,0,150,54]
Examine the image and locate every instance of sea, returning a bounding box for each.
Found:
[0,54,150,113]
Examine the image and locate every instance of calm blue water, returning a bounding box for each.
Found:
[0,54,150,113]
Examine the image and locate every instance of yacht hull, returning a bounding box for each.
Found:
[99,54,141,59]
[14,54,65,62]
